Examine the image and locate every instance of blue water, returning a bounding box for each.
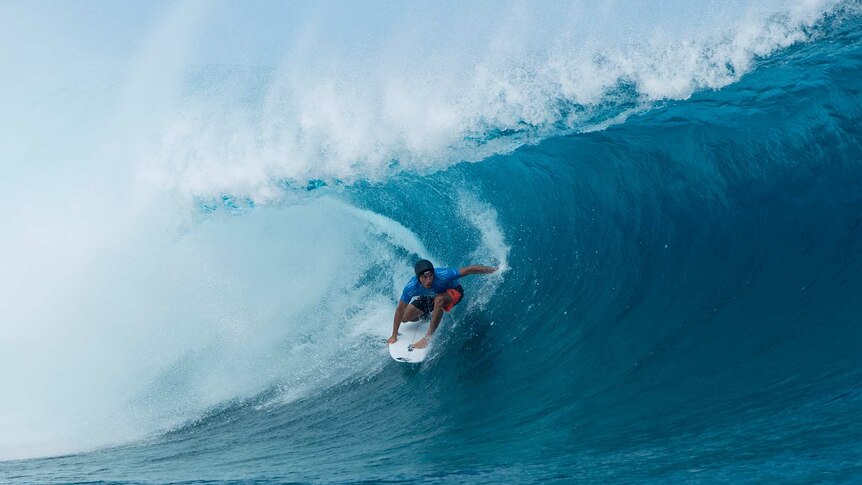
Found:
[3,4,862,484]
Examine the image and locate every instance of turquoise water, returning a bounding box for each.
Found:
[1,2,861,483]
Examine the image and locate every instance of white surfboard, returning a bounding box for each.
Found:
[388,319,432,363]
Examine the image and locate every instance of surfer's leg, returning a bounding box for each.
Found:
[401,304,423,322]
[404,297,433,322]
[404,296,434,322]
[413,292,452,349]
[428,292,452,334]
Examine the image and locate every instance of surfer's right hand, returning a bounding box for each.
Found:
[387,335,397,345]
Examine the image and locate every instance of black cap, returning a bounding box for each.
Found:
[414,259,434,277]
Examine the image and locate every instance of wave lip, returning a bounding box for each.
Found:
[124,1,852,203]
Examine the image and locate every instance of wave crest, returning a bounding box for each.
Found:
[129,1,851,203]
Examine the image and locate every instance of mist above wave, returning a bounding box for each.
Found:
[130,0,848,203]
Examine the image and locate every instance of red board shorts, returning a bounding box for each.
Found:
[443,287,463,312]
[410,285,464,316]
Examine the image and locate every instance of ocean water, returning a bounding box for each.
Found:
[1,1,861,483]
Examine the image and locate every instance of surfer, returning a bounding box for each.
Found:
[388,259,497,349]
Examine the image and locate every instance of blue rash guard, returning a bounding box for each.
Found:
[400,267,462,304]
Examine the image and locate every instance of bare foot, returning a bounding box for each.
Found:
[412,337,429,349]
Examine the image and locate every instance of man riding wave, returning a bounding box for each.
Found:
[388,259,497,349]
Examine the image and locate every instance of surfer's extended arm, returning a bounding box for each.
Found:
[388,300,409,344]
[458,265,498,276]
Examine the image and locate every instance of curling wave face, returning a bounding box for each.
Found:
[1,1,861,482]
